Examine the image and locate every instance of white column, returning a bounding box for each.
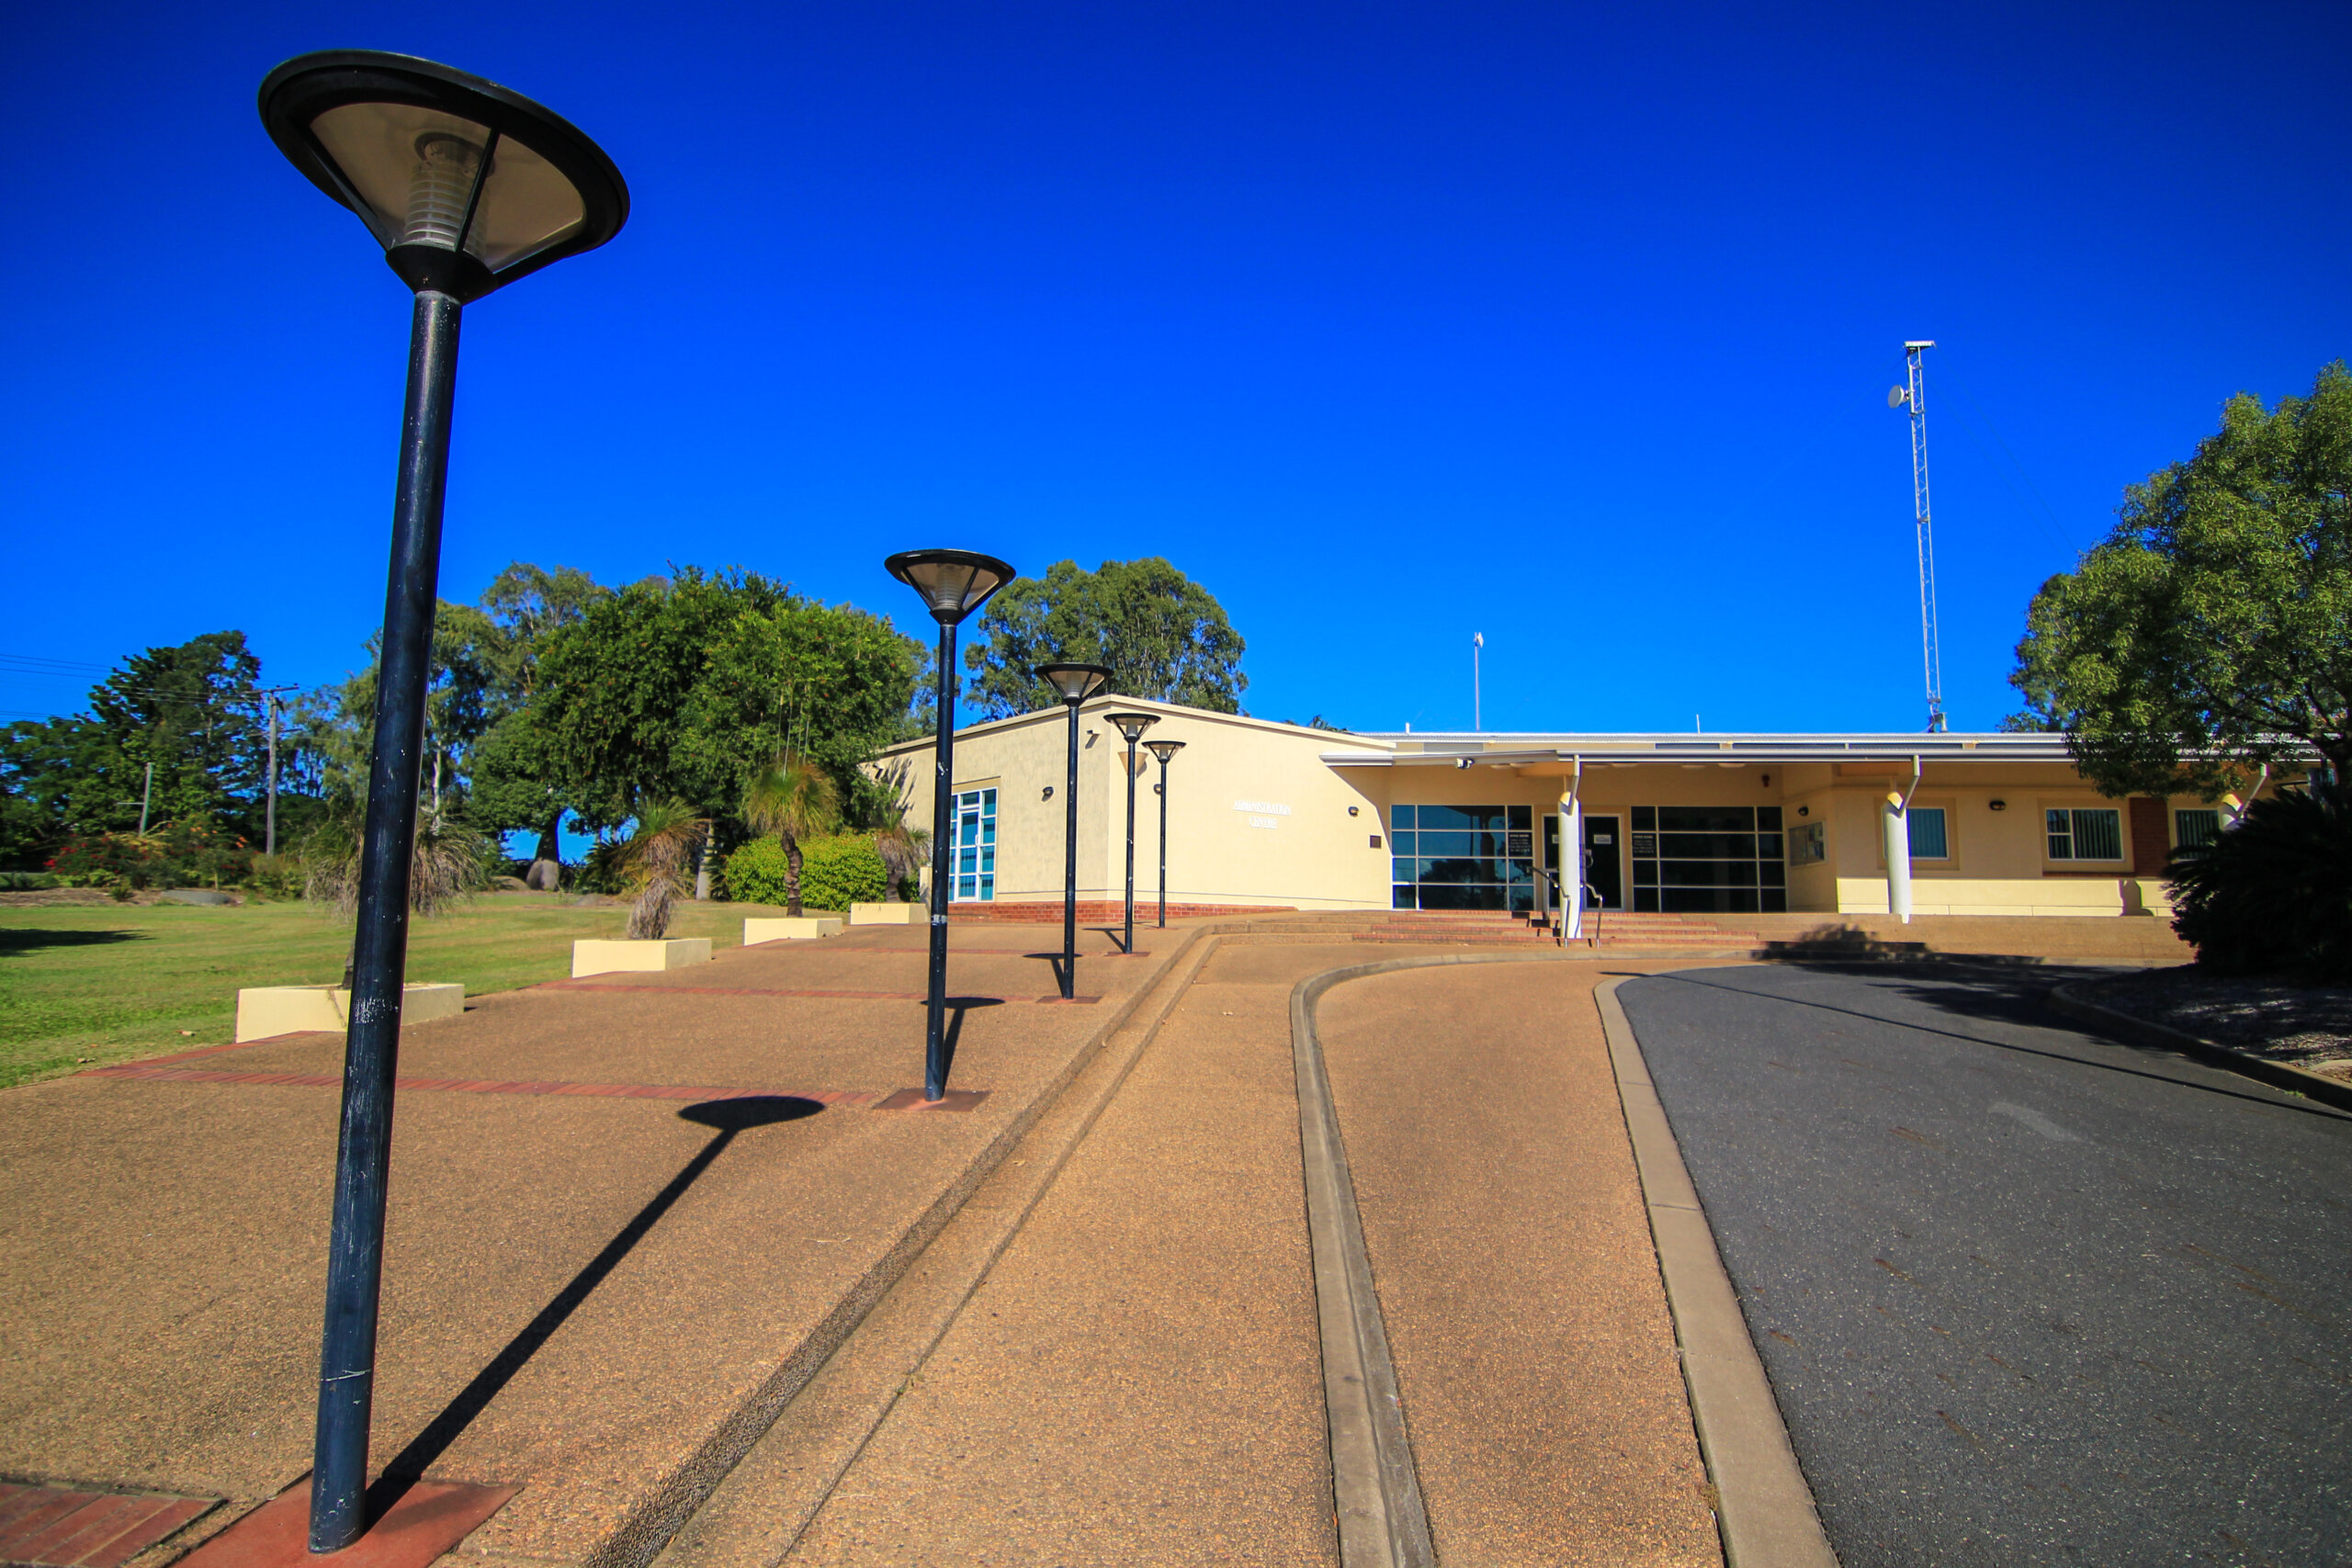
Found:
[1882,792,1913,924]
[1559,790,1584,941]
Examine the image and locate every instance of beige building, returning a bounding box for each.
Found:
[877,697,2270,920]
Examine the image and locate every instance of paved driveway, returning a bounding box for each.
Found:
[1618,964,2352,1568]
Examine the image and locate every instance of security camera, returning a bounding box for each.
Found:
[1455,756,1473,770]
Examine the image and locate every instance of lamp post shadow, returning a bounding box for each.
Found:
[361,1096,822,1517]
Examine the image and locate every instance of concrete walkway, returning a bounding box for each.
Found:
[0,921,1189,1568]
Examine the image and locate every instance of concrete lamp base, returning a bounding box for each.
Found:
[850,902,923,925]
[235,983,464,1043]
[571,938,713,978]
[744,917,843,942]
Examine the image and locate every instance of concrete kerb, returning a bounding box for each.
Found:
[1288,950,1602,1568]
[650,931,1227,1568]
[1594,976,1838,1568]
[2047,982,2352,1114]
[581,924,1216,1568]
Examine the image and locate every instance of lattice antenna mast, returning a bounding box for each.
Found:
[1891,341,1946,733]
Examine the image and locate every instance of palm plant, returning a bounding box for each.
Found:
[2170,779,2352,980]
[619,799,710,940]
[871,802,930,904]
[742,753,840,917]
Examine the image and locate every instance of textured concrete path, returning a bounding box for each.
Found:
[1622,964,2352,1568]
[0,920,1186,1568]
[1317,961,1722,1568]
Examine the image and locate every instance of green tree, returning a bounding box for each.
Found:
[2010,363,2352,795]
[0,633,270,852]
[741,755,841,916]
[466,563,610,866]
[961,558,1247,720]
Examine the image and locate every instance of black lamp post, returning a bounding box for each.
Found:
[1034,664,1112,998]
[1145,739,1184,927]
[258,51,627,1555]
[886,550,1016,1099]
[1103,712,1159,953]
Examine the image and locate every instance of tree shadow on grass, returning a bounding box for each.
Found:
[367,1094,824,1508]
[0,928,149,959]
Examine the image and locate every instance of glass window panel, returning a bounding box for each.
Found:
[1505,831,1532,857]
[1758,861,1786,886]
[1391,830,1416,852]
[1422,857,1500,885]
[1658,806,1754,831]
[1393,857,1424,883]
[1632,859,1659,886]
[1761,889,1788,912]
[1659,832,1757,859]
[1392,805,1417,829]
[1413,804,1478,829]
[1507,882,1535,912]
[2071,808,2122,860]
[1507,805,1532,828]
[1394,885,1419,909]
[1420,883,1507,910]
[1632,807,1657,830]
[2176,809,2221,850]
[1759,832,1784,860]
[1419,829,1476,855]
[1633,886,1661,911]
[1505,860,1534,885]
[1630,832,1658,857]
[2045,807,2072,858]
[1659,861,1759,886]
[1664,886,1759,912]
[1907,807,1948,859]
[1758,807,1783,829]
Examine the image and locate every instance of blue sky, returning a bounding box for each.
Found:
[6,1,2346,737]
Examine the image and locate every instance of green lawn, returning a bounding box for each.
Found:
[0,894,810,1089]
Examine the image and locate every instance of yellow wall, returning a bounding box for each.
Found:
[876,705,2239,918]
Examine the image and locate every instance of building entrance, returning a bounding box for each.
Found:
[1583,815,1623,908]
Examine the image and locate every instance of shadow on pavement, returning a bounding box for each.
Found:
[374,1095,825,1489]
[1644,967,2352,1123]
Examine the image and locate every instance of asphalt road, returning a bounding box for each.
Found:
[1617,964,2352,1568]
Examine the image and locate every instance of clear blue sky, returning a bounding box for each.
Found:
[6,1,2346,736]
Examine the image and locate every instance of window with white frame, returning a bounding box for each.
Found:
[2175,808,2222,851]
[2045,807,2122,861]
[952,786,997,900]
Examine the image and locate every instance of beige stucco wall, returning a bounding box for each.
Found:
[876,705,2236,919]
[876,699,1392,910]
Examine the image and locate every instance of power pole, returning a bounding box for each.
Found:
[1891,342,1947,733]
[257,686,297,858]
[139,761,153,835]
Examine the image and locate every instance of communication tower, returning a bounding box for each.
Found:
[1888,341,1946,733]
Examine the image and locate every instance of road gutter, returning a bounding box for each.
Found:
[1595,976,1838,1568]
[2047,982,2352,1114]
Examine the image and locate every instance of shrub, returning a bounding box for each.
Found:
[0,871,60,891]
[2170,780,2352,980]
[724,834,886,911]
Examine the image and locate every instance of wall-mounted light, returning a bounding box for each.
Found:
[1797,805,1809,817]
[1042,784,1054,800]
[1989,799,2007,811]
[1761,773,1770,786]
[1348,806,1359,817]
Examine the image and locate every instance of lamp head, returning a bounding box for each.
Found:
[885,549,1017,625]
[1145,739,1185,764]
[1035,661,1113,706]
[259,50,628,302]
[1104,711,1159,744]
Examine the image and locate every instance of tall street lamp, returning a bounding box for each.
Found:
[1103,712,1159,953]
[1146,738,1184,928]
[1034,664,1112,998]
[886,550,1016,1100]
[258,51,627,1555]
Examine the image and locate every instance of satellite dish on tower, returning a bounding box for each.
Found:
[1888,386,1911,410]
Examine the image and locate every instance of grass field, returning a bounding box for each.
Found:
[0,894,814,1089]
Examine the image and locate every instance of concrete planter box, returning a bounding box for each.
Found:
[235,982,464,1043]
[744,917,843,942]
[571,938,712,977]
[850,903,923,925]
